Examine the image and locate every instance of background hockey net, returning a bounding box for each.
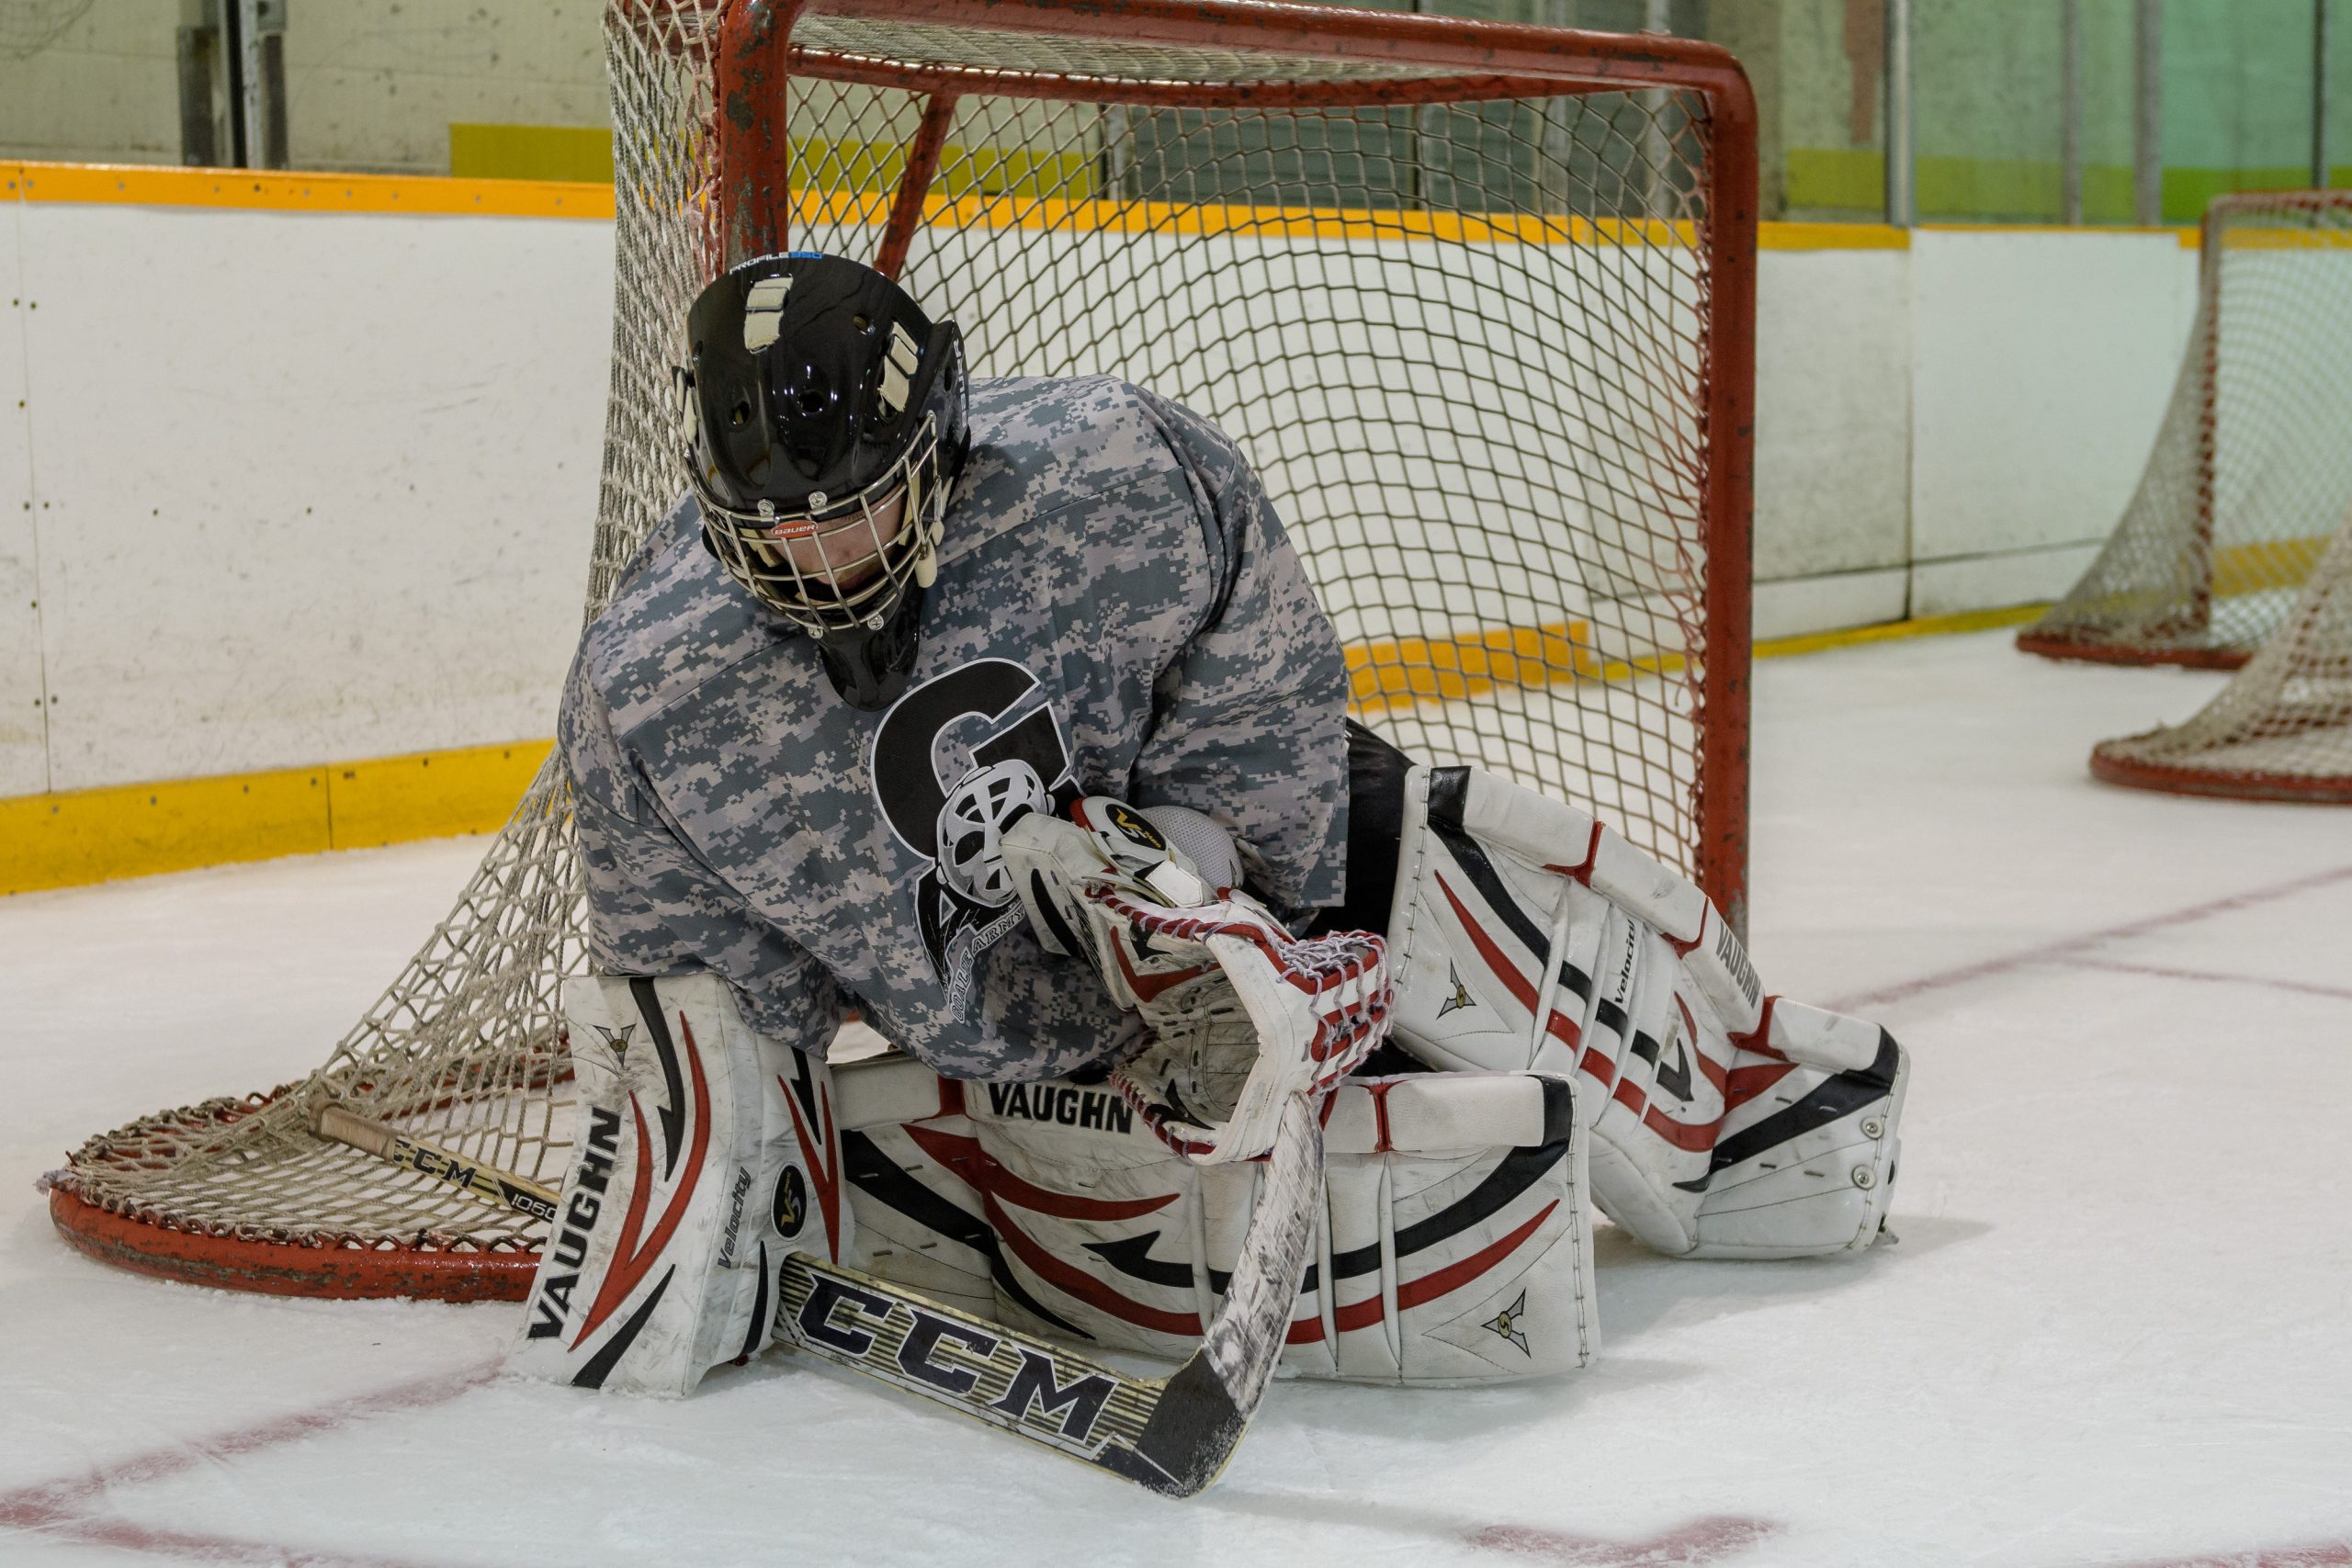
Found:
[2089,509,2352,801]
[45,0,1755,1300]
[2019,190,2352,670]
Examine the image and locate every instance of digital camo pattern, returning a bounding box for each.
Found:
[562,377,1350,1081]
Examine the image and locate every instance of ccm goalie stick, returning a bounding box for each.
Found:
[309,1100,557,1224]
[306,1092,1324,1498]
[771,888,1378,1494]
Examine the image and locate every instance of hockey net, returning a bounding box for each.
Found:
[2089,508,2352,801]
[2020,190,2352,669]
[44,0,1756,1300]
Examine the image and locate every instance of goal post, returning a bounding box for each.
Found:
[2019,189,2352,670]
[46,0,1758,1301]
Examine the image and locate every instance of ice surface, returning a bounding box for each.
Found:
[4,628,2348,1567]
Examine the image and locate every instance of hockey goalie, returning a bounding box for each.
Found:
[506,253,1908,1413]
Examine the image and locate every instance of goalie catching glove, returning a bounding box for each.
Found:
[1002,797,1388,1164]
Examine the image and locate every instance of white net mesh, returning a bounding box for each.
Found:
[2090,509,2352,801]
[2021,191,2352,669]
[46,0,1748,1295]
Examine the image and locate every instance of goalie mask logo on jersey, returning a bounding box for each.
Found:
[871,658,1075,1002]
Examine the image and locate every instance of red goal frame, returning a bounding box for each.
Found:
[48,0,1758,1302]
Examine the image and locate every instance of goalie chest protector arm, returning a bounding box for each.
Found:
[1383,765,1908,1261]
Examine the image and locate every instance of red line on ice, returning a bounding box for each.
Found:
[2110,1541,2352,1568]
[0,1359,493,1566]
[1825,861,2352,1015]
[2057,954,2352,1002]
[1469,1514,1777,1565]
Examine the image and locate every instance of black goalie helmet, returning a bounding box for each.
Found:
[681,253,969,709]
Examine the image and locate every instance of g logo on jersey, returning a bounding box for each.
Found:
[870,659,1075,998]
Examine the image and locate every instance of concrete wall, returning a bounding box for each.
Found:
[0,180,2208,799]
[0,4,182,167]
[0,2,607,173]
[284,3,606,175]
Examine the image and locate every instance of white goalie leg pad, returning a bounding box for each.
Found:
[1388,766,1762,1069]
[506,974,852,1395]
[1313,1072,1593,1384]
[1385,764,1903,1259]
[831,1055,1592,1385]
[1685,1000,1906,1259]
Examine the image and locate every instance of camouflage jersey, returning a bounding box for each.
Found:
[560,377,1351,1081]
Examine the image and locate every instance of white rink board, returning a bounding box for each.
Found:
[11,201,609,793]
[1752,243,1910,585]
[1908,228,2195,570]
[0,197,45,796]
[0,199,2210,796]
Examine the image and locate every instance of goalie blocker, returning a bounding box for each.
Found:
[1384,765,1907,1260]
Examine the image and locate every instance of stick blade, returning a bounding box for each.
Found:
[1101,1355,1250,1497]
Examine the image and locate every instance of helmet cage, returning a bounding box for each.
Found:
[690,410,950,636]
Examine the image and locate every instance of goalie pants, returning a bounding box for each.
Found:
[1306,718,1415,941]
